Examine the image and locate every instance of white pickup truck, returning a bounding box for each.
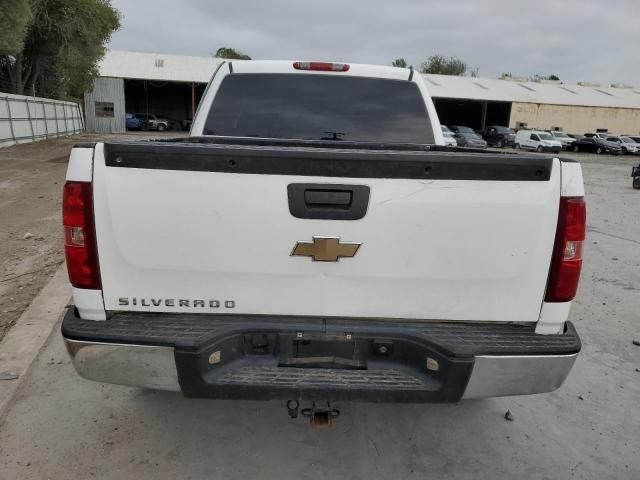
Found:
[61,61,585,416]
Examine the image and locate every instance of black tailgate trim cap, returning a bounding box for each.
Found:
[103,142,552,181]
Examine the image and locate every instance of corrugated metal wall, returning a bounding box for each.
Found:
[84,77,126,133]
[510,102,640,135]
[0,92,84,148]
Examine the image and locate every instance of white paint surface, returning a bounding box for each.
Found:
[93,150,562,322]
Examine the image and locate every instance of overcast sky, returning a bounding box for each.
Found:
[108,0,640,85]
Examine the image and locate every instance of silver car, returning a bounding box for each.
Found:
[449,126,488,148]
[441,126,458,147]
[606,136,639,155]
[549,131,576,150]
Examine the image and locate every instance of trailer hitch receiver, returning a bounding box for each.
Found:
[301,401,340,428]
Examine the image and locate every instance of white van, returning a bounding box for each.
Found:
[515,130,562,153]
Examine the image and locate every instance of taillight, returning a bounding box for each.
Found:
[545,197,586,302]
[293,61,350,72]
[63,181,101,289]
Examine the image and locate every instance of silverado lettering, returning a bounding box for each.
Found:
[118,298,235,308]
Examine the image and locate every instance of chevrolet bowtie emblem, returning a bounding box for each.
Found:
[291,237,361,262]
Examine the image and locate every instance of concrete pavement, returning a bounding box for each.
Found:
[0,267,70,419]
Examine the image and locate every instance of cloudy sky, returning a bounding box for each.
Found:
[109,0,640,85]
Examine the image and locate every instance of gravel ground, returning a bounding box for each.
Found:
[0,132,179,340]
[0,140,638,479]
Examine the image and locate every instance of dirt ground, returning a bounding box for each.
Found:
[0,132,178,340]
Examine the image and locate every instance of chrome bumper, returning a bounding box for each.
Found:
[462,353,578,399]
[64,338,578,399]
[65,340,180,392]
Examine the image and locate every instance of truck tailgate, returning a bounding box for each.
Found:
[92,142,559,323]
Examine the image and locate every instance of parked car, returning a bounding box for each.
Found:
[125,113,145,131]
[584,132,609,140]
[549,131,576,150]
[632,164,640,189]
[165,118,182,131]
[514,130,562,153]
[572,136,621,154]
[441,125,457,147]
[448,125,488,148]
[623,135,640,144]
[480,125,515,148]
[605,136,639,154]
[60,60,583,414]
[133,113,171,131]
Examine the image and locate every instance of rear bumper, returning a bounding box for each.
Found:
[62,308,580,402]
[542,146,562,153]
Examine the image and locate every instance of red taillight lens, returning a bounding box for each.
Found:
[545,197,586,302]
[293,61,350,72]
[63,181,101,289]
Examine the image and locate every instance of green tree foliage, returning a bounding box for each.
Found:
[391,58,408,68]
[0,0,32,55]
[0,0,120,99]
[531,73,561,82]
[420,55,469,76]
[502,73,561,82]
[214,47,251,60]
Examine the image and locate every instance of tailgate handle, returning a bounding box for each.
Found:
[304,189,352,206]
[288,183,370,220]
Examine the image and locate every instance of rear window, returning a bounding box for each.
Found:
[203,73,434,144]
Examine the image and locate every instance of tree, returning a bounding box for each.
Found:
[0,0,120,99]
[531,73,561,82]
[420,55,470,76]
[214,47,251,60]
[391,58,408,68]
[0,0,32,55]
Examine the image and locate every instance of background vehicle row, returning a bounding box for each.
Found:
[514,130,562,153]
[125,113,172,131]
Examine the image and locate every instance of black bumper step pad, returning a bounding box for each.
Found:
[62,309,581,357]
[218,365,439,391]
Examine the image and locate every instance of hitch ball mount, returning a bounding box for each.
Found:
[286,400,340,428]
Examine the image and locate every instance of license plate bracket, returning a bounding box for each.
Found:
[280,334,364,369]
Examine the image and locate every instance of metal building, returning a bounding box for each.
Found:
[425,75,640,134]
[84,78,126,133]
[85,51,223,133]
[86,50,640,135]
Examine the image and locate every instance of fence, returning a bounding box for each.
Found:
[0,92,84,148]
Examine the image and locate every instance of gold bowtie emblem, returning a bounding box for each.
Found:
[291,237,361,262]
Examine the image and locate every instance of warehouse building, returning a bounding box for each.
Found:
[85,51,220,133]
[425,74,640,135]
[86,50,640,136]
